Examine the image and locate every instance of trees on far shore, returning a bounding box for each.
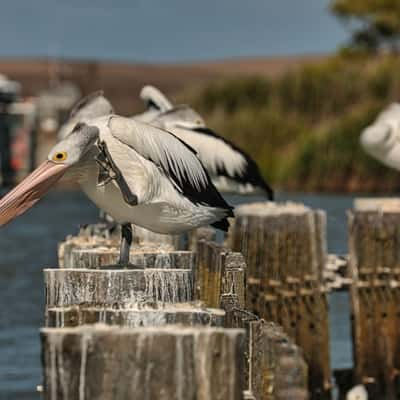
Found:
[331,0,400,53]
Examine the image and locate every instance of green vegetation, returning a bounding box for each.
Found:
[331,0,400,53]
[186,55,400,192]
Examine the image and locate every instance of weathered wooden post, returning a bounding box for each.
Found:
[194,240,246,314]
[58,223,187,267]
[69,248,195,270]
[348,198,400,399]
[248,320,308,400]
[41,324,246,400]
[44,267,194,308]
[46,223,312,399]
[228,202,331,399]
[46,304,225,328]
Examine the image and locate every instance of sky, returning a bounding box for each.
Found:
[0,0,349,62]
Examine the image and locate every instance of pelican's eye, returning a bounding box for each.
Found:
[52,151,68,162]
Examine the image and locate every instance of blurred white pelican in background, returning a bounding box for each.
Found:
[360,103,400,170]
[133,85,173,123]
[134,85,274,199]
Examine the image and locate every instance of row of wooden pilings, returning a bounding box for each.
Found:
[38,199,400,399]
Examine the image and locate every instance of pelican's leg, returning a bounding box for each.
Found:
[118,223,132,267]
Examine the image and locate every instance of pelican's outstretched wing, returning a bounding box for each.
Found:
[140,85,173,112]
[108,116,234,214]
[59,91,114,140]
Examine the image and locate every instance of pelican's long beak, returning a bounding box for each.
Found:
[0,160,68,226]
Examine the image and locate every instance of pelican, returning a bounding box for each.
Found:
[360,103,400,170]
[134,85,274,199]
[58,90,114,140]
[0,115,234,267]
[133,85,173,123]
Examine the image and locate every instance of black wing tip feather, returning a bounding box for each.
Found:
[254,171,274,200]
[265,184,274,201]
[192,127,274,199]
[159,127,235,212]
[211,218,231,232]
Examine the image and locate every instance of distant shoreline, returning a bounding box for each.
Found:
[0,54,326,115]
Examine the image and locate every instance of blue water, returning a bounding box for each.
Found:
[0,0,347,62]
[0,191,98,400]
[0,190,355,399]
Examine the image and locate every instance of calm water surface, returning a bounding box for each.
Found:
[0,191,355,399]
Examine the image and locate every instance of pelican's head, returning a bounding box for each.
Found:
[50,122,99,166]
[157,105,206,130]
[0,122,99,226]
[58,91,113,140]
[360,121,400,170]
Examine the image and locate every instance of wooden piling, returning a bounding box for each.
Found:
[58,225,215,267]
[41,324,246,400]
[58,224,184,267]
[69,248,195,270]
[44,268,194,308]
[194,240,246,310]
[45,221,313,399]
[46,304,225,328]
[248,320,308,400]
[228,202,331,398]
[348,198,400,399]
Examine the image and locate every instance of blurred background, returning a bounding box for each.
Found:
[0,0,399,399]
[2,0,391,192]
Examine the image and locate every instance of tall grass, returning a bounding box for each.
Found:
[187,55,400,192]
